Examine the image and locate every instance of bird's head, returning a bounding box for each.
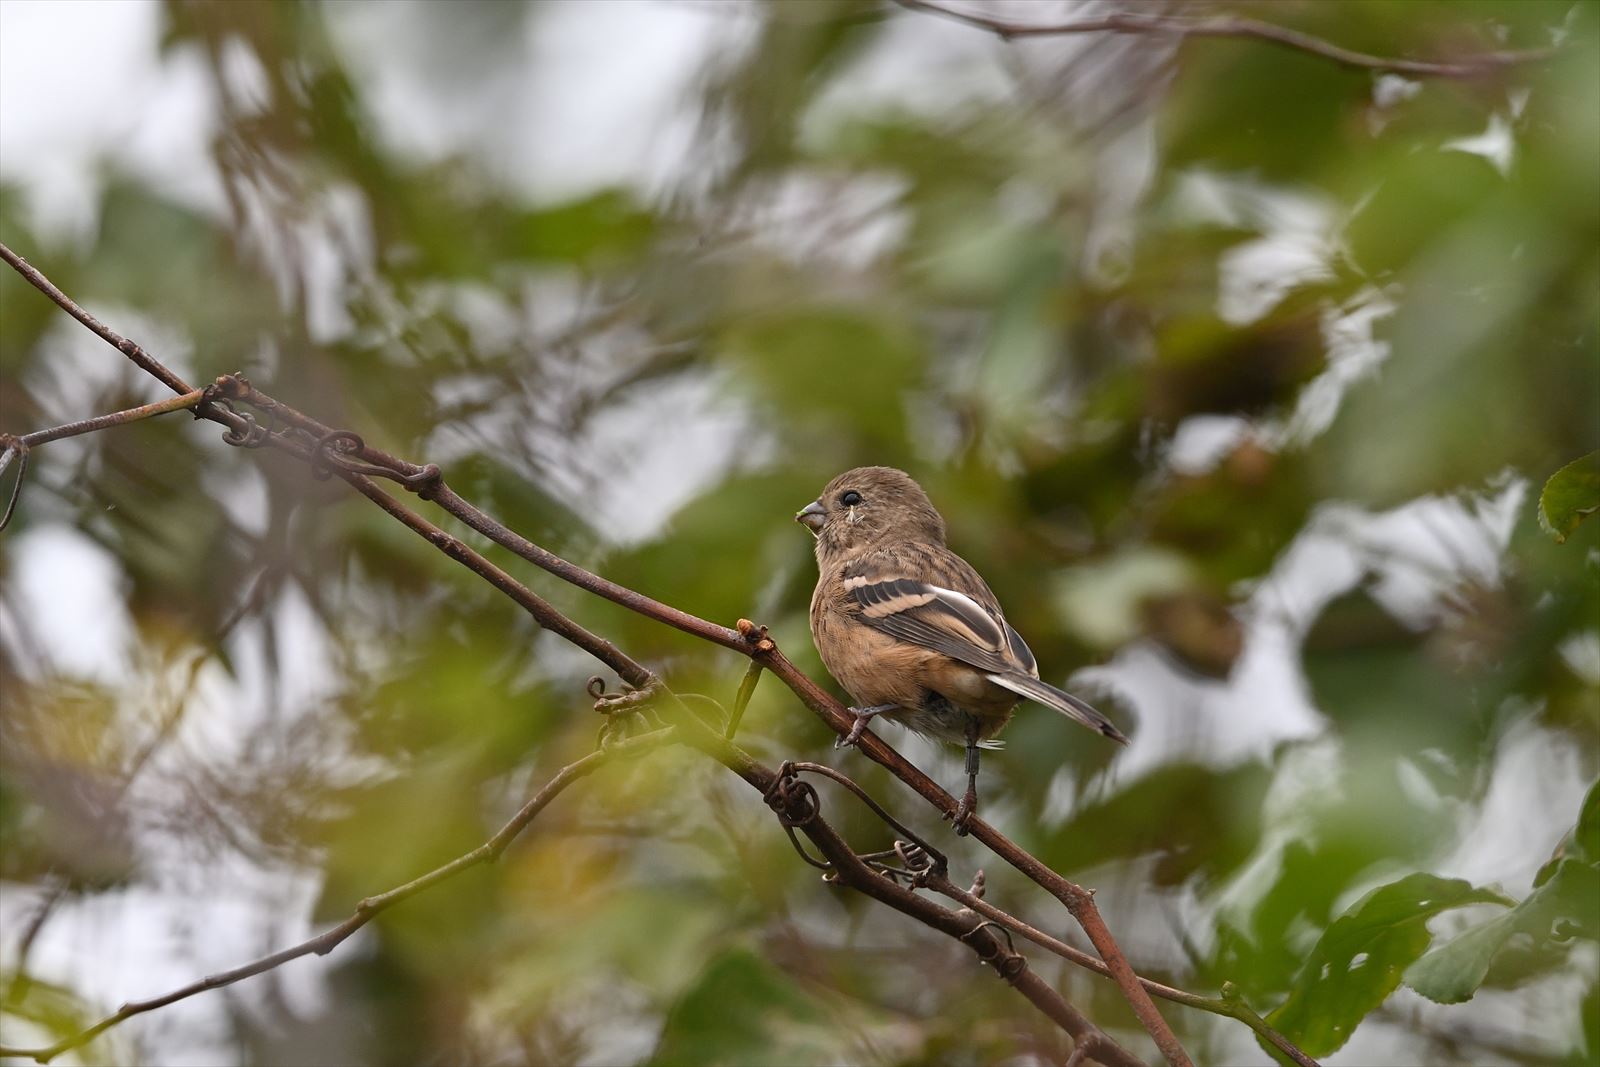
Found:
[796,466,945,559]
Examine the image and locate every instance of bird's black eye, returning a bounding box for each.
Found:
[840,490,862,507]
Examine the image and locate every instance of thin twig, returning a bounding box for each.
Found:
[0,438,27,532]
[0,728,675,1065]
[17,389,209,447]
[342,475,655,690]
[0,245,192,394]
[893,0,1560,79]
[212,373,745,651]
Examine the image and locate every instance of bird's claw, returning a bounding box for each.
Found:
[836,716,870,749]
[949,789,977,836]
[835,704,893,749]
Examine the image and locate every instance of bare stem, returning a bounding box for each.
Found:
[342,474,655,689]
[17,389,208,447]
[0,244,193,394]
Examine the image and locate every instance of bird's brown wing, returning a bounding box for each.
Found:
[840,546,1036,678]
[841,545,1126,744]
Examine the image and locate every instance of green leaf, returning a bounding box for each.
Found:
[1539,451,1600,543]
[1399,907,1521,1005]
[1263,873,1509,1057]
[1406,857,1600,1004]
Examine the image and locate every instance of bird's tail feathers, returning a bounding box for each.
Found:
[985,672,1129,745]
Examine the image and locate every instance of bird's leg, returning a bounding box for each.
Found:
[953,719,981,836]
[837,704,898,748]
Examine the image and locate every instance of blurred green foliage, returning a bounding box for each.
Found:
[1,1,1597,1065]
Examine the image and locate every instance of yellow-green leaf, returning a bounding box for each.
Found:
[1539,451,1600,543]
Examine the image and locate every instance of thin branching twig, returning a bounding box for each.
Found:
[17,389,209,447]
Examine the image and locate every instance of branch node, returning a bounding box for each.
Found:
[1064,1032,1109,1067]
[589,678,669,748]
[591,679,661,713]
[957,919,1028,982]
[735,617,775,654]
[405,462,443,499]
[220,410,271,448]
[0,434,29,533]
[213,373,248,399]
[763,761,821,828]
[311,430,365,480]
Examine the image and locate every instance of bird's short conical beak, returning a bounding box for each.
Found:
[795,499,826,534]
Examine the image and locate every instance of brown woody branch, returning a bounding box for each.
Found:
[339,470,655,690]
[0,390,212,532]
[894,0,1560,79]
[0,244,190,394]
[249,369,1194,1063]
[15,389,209,447]
[0,240,1335,1065]
[687,726,1144,1067]
[925,873,1319,1067]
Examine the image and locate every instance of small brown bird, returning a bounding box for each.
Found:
[798,466,1127,832]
